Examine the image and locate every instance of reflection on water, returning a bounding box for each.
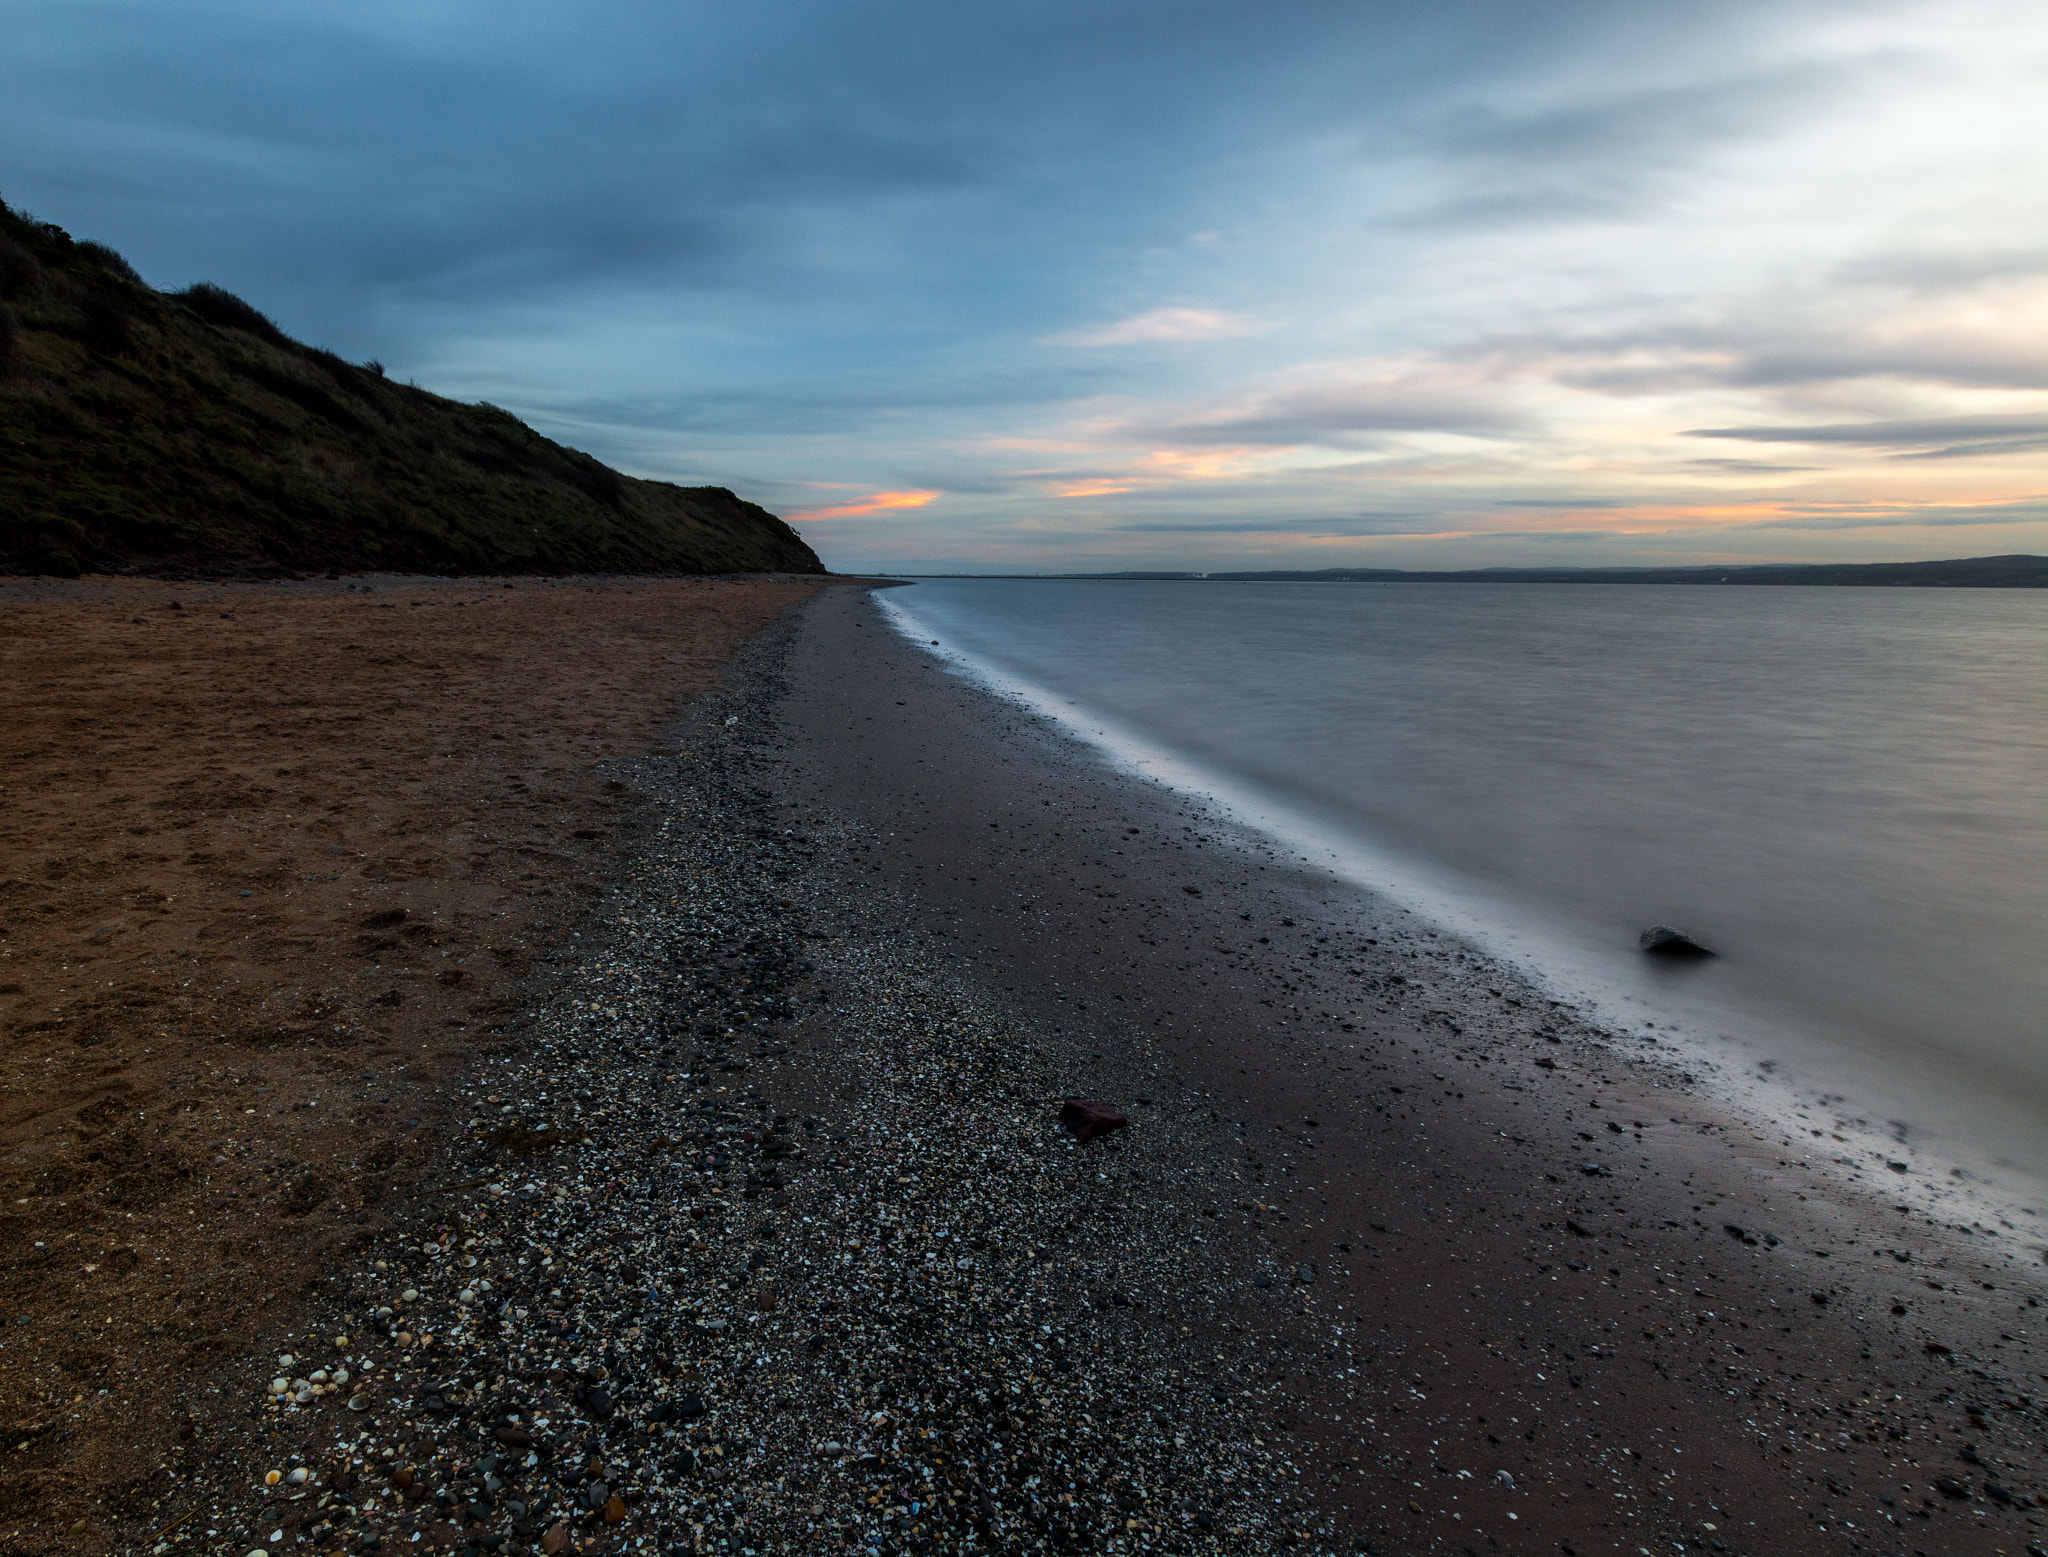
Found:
[882,579,2048,1199]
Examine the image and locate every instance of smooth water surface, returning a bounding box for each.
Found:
[883,579,2048,1192]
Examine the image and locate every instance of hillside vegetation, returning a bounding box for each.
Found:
[0,198,822,577]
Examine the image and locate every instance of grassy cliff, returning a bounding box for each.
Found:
[0,199,823,578]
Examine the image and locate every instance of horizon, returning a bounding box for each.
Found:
[867,553,2048,579]
[5,1,2045,574]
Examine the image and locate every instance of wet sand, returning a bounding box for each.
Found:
[774,587,2047,1554]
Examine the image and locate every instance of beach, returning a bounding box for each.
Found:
[2,579,2042,1555]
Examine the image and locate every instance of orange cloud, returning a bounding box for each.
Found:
[787,489,940,522]
[1056,479,1138,498]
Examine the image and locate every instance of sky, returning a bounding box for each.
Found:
[4,0,2046,573]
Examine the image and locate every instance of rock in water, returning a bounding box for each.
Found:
[1639,925,1713,958]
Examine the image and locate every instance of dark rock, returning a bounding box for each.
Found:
[1058,1099,1128,1144]
[675,1394,707,1419]
[582,1387,615,1421]
[492,1427,532,1447]
[1578,1162,1607,1176]
[1935,1476,1968,1499]
[1639,925,1713,958]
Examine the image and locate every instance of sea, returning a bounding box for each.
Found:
[878,578,2048,1225]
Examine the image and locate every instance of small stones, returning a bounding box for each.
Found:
[221,662,1326,1557]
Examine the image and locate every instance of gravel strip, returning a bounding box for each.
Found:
[170,611,1338,1557]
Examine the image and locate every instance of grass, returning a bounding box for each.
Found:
[0,198,823,578]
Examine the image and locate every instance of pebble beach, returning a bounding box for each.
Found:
[17,582,2044,1557]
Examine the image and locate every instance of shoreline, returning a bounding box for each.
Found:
[872,590,2048,1240]
[35,582,2044,1555]
[770,587,2048,1552]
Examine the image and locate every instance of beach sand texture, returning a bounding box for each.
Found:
[0,578,2040,1555]
[0,573,823,1542]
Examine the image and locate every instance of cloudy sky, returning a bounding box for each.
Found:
[5,0,2045,572]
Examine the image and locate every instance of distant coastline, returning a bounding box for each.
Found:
[895,552,2048,587]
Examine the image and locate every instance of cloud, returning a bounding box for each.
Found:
[1137,373,1524,447]
[1685,413,2048,460]
[1110,511,1443,534]
[786,489,941,521]
[9,0,2044,574]
[1730,497,2048,531]
[1390,63,1850,229]
[1048,307,1264,347]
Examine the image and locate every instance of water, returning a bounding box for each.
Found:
[879,578,2048,1210]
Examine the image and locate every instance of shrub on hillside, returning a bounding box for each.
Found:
[77,239,144,286]
[174,281,291,346]
[0,235,40,301]
[0,301,18,374]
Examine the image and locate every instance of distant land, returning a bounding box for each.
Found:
[906,556,2048,587]
[0,196,821,578]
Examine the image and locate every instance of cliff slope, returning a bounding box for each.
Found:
[0,198,822,577]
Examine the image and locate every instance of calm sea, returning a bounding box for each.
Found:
[880,579,2048,1207]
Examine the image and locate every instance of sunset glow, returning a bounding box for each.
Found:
[10,0,2041,571]
[787,489,942,522]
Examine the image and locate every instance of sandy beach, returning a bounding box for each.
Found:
[2,579,2042,1556]
[0,573,826,1547]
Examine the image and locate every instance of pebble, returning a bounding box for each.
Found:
[214,621,1327,1556]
